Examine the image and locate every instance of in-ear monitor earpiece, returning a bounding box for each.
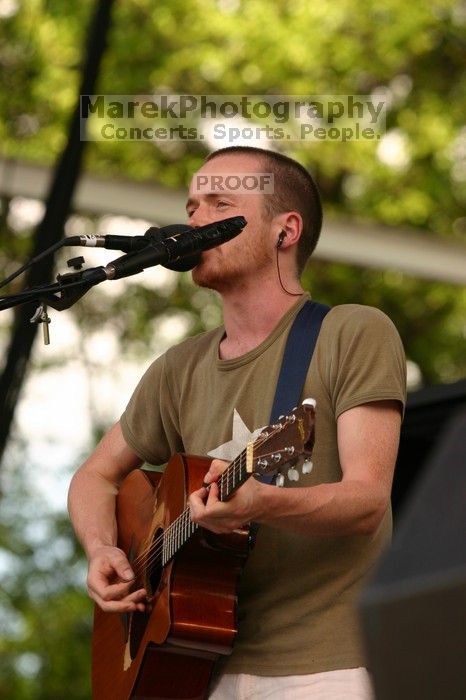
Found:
[276,231,286,249]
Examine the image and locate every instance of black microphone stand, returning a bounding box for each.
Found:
[0,255,109,345]
[0,215,247,345]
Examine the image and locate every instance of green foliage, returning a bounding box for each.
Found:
[304,260,466,384]
[1,1,466,696]
[0,457,91,699]
[1,0,465,385]
[0,0,94,162]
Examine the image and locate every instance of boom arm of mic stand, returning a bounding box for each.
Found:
[43,267,105,310]
[40,281,95,311]
[0,267,106,312]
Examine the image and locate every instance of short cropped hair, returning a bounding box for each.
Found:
[205,146,322,275]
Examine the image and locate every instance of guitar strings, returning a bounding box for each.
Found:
[129,448,250,576]
[129,434,284,580]
[131,452,281,580]
[128,426,285,580]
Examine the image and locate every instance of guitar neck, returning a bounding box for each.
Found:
[160,399,316,567]
[217,449,250,502]
[161,449,250,566]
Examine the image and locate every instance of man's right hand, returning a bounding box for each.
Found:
[86,545,148,613]
[67,421,147,612]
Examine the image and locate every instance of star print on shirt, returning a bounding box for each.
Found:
[207,409,265,462]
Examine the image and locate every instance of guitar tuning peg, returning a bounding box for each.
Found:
[302,398,316,408]
[276,473,285,487]
[302,459,313,475]
[287,467,300,482]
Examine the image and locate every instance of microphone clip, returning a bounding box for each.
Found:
[30,303,51,346]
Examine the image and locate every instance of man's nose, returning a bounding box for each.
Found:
[188,202,211,228]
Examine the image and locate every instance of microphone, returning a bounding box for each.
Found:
[63,227,199,270]
[143,224,203,272]
[63,234,149,252]
[80,216,247,283]
[63,220,243,272]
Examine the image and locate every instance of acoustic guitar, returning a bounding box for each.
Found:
[92,399,316,699]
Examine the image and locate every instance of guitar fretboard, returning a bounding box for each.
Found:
[161,450,249,565]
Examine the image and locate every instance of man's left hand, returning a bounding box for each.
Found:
[188,459,265,533]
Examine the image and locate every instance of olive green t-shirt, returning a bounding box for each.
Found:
[120,295,406,676]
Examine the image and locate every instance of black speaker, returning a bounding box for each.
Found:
[360,409,466,700]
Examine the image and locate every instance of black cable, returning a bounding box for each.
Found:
[0,239,65,290]
[275,247,303,297]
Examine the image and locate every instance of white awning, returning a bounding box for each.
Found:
[2,157,465,285]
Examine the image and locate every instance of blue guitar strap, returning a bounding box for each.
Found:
[260,299,331,485]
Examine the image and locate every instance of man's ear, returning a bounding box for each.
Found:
[274,212,302,249]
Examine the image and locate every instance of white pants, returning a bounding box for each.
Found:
[208,667,374,699]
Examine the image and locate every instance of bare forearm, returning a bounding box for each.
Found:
[258,402,400,536]
[190,474,389,537]
[67,421,143,558]
[257,479,389,536]
[189,404,402,538]
[68,467,120,558]
[68,465,148,613]
[67,422,148,612]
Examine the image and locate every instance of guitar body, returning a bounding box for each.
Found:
[92,454,250,700]
[91,401,316,699]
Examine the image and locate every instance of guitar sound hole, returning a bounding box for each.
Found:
[146,526,163,597]
[128,527,164,660]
